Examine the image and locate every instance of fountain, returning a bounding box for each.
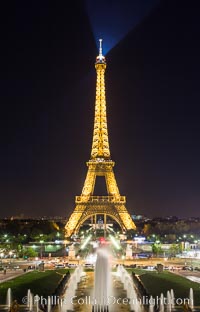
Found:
[6,288,12,310]
[166,290,172,312]
[93,249,111,312]
[60,265,84,311]
[29,292,34,312]
[47,296,51,312]
[27,289,31,310]
[159,293,164,312]
[189,288,194,310]
[170,289,175,310]
[117,264,143,312]
[149,296,155,312]
[1,267,196,312]
[33,295,39,312]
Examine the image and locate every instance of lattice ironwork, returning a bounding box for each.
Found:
[65,40,136,237]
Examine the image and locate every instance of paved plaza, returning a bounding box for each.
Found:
[0,269,26,283]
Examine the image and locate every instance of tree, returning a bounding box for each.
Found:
[169,243,181,257]
[152,243,163,256]
[20,247,38,258]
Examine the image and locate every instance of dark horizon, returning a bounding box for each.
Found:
[1,0,200,219]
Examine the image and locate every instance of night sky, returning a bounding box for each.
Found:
[1,0,200,218]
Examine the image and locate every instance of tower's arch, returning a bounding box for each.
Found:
[75,211,125,234]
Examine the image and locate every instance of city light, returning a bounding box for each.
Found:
[8,251,13,258]
[109,235,121,250]
[80,235,92,250]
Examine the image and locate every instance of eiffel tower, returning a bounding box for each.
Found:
[65,40,136,237]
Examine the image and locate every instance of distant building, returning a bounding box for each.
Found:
[131,214,144,220]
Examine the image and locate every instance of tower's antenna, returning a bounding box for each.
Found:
[99,39,103,57]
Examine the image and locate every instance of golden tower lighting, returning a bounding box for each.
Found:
[65,39,136,237]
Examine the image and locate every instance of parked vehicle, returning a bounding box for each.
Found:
[67,263,78,268]
[84,263,94,268]
[55,264,65,268]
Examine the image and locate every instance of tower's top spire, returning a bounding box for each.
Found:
[96,38,106,64]
[91,39,110,159]
[99,38,103,57]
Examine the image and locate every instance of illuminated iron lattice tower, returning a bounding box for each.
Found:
[65,40,136,237]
